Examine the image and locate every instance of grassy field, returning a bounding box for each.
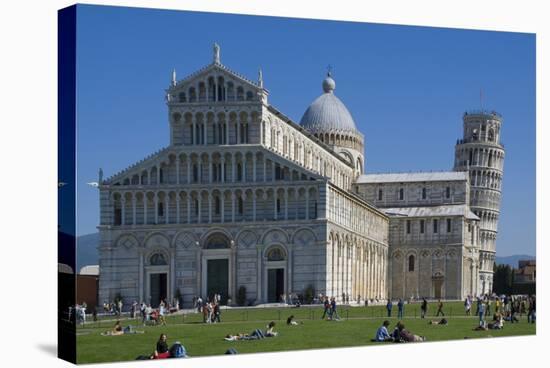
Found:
[76,302,536,364]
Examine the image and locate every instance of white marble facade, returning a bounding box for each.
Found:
[97,45,503,307]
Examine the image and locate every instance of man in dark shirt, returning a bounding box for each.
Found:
[386,299,393,317]
[330,297,340,320]
[421,298,428,319]
[397,299,404,319]
[321,296,331,320]
[436,300,445,316]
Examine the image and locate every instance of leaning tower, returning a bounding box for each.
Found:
[454,110,505,295]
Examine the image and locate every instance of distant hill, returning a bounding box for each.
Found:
[495,254,535,268]
[77,232,100,272]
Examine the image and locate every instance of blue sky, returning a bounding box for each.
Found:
[75,5,535,257]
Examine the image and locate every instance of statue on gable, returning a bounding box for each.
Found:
[213,42,220,64]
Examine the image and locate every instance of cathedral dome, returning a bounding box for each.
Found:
[300,74,358,134]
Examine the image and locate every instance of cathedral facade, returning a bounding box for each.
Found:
[97,45,504,306]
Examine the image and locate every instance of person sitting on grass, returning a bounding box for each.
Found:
[266,321,278,337]
[151,334,170,359]
[487,313,504,330]
[374,320,393,342]
[395,321,426,342]
[287,315,300,326]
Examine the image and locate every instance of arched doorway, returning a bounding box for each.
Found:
[265,246,287,303]
[202,233,231,304]
[147,252,168,308]
[432,272,445,299]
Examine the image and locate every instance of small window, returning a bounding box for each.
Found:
[237,164,243,181]
[150,253,167,266]
[447,218,452,233]
[445,187,451,199]
[195,199,199,215]
[267,247,285,261]
[422,188,427,200]
[238,197,243,214]
[399,188,404,200]
[378,189,383,201]
[406,220,411,234]
[276,199,281,213]
[193,165,199,183]
[420,220,425,234]
[158,202,164,217]
[114,208,122,225]
[408,255,415,272]
[275,165,282,180]
[215,197,221,215]
[433,219,438,233]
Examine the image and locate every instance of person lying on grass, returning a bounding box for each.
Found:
[224,329,266,341]
[373,320,393,342]
[393,321,426,342]
[101,320,144,336]
[224,323,279,341]
[428,318,448,325]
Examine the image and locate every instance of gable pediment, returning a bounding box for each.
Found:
[168,63,265,102]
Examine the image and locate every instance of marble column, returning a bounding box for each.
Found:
[176,158,180,185]
[176,196,181,224]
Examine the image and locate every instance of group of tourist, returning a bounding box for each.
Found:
[384,298,446,319]
[385,298,408,318]
[68,303,88,325]
[474,294,536,329]
[192,294,224,323]
[139,300,168,326]
[102,300,123,316]
[97,292,535,361]
[374,320,426,343]
[320,296,341,320]
[316,292,384,306]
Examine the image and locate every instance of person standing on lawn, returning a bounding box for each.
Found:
[478,300,486,327]
[321,296,331,320]
[386,299,393,317]
[421,298,428,319]
[397,299,404,319]
[330,297,340,320]
[436,299,445,316]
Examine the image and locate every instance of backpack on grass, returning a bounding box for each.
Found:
[169,342,187,358]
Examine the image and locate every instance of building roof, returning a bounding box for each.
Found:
[300,74,358,134]
[382,204,479,220]
[356,171,468,184]
[80,265,100,276]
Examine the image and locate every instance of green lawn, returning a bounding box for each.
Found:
[76,302,536,364]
